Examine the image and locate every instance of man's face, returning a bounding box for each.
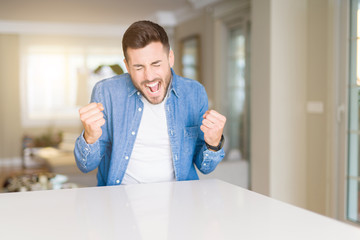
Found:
[125,41,174,104]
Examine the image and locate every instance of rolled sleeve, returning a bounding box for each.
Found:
[198,145,225,174]
[74,130,100,173]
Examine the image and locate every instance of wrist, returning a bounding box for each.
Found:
[84,132,97,144]
[205,135,225,152]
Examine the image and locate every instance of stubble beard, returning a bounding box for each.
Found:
[136,76,171,105]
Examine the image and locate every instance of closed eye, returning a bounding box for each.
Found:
[152,60,161,67]
[133,65,143,71]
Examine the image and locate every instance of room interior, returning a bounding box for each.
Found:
[0,0,359,229]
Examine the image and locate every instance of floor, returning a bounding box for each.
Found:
[198,160,249,188]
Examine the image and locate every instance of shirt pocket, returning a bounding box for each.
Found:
[183,126,199,156]
[184,126,199,139]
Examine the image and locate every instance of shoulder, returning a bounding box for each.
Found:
[175,75,206,95]
[172,74,208,112]
[91,73,132,102]
[94,73,131,90]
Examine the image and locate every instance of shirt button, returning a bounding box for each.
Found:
[116,180,120,184]
[203,163,207,166]
[205,154,209,157]
[132,131,136,135]
[85,148,88,151]
[137,92,140,95]
[125,156,129,160]
[138,108,142,112]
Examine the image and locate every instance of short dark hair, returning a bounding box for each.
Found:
[122,20,170,61]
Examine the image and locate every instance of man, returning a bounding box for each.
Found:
[74,20,226,186]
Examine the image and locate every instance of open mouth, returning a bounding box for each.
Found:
[145,81,161,94]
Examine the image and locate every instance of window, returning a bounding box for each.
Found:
[348,0,360,224]
[225,25,250,162]
[212,3,250,191]
[180,35,201,82]
[20,36,125,126]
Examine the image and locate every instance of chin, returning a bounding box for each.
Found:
[147,96,165,105]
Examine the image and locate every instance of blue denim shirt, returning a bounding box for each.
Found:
[74,69,225,186]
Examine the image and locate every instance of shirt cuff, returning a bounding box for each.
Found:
[201,146,225,171]
[77,130,99,157]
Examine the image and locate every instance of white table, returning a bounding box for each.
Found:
[0,179,359,240]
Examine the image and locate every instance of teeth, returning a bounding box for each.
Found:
[146,81,159,87]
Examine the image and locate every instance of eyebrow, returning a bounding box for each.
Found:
[152,60,162,65]
[132,60,162,68]
[132,64,143,68]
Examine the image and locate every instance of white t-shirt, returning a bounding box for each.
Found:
[121,96,175,184]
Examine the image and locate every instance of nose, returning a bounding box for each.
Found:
[144,67,156,81]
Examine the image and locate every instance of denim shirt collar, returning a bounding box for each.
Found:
[126,68,180,98]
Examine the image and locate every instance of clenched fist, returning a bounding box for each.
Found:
[79,102,106,144]
[200,110,226,151]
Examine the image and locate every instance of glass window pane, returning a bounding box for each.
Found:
[224,25,250,162]
[348,133,360,177]
[347,179,360,222]
[348,87,360,131]
[347,0,360,224]
[23,45,124,123]
[181,36,200,82]
[27,53,66,118]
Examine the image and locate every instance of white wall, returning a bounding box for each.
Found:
[270,0,308,208]
[251,0,308,208]
[250,0,271,196]
[306,0,329,215]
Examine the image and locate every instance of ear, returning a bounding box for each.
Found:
[124,58,130,73]
[169,49,175,68]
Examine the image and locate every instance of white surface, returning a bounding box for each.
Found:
[0,179,359,240]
